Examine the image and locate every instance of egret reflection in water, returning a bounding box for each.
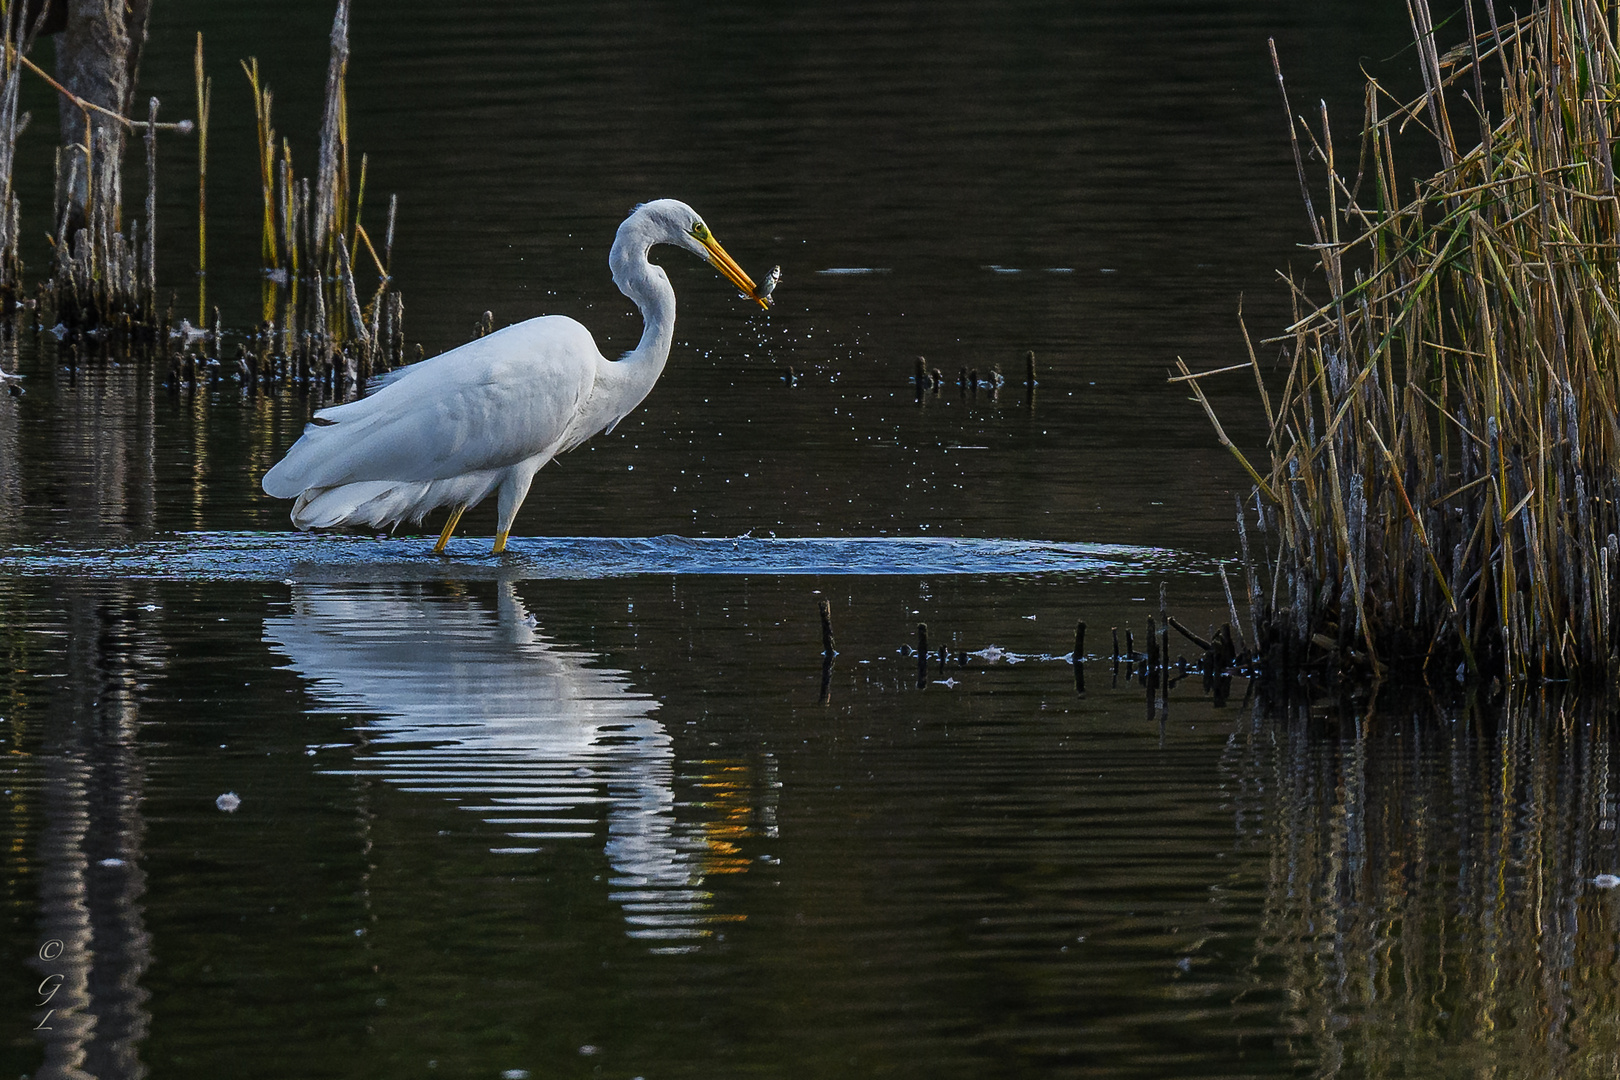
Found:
[263,579,746,945]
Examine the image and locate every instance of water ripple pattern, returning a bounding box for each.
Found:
[1,531,1196,582]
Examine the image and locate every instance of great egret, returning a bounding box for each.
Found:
[261,199,768,554]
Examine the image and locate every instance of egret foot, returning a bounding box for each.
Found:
[492,529,510,555]
[433,507,466,554]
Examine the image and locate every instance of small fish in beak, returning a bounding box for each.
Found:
[753,265,781,305]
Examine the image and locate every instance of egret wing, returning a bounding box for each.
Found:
[263,318,599,497]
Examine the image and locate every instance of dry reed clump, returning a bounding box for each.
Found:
[1,5,174,338]
[46,96,165,339]
[0,0,404,397]
[229,0,406,402]
[1182,0,1620,686]
[28,11,193,340]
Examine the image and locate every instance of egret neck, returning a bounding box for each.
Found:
[604,210,680,416]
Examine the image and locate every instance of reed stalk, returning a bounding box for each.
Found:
[194,32,209,327]
[0,8,36,302]
[242,59,275,273]
[1188,0,1620,684]
[143,97,157,316]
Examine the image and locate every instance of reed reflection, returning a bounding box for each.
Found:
[0,355,17,532]
[263,579,747,948]
[39,359,159,541]
[1226,692,1620,1077]
[28,585,159,1079]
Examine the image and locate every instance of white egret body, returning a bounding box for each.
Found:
[261,200,766,553]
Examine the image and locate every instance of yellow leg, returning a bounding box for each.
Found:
[433,506,466,554]
[492,528,510,555]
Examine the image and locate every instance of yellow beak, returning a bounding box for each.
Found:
[700,233,771,309]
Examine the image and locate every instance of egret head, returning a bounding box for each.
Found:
[631,199,769,309]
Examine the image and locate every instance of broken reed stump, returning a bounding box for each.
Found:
[1157,583,1169,697]
[1103,590,1245,707]
[860,605,1236,703]
[1159,616,1169,698]
[810,597,835,704]
[1181,1,1620,685]
[917,622,928,689]
[1074,620,1085,693]
[914,353,1026,400]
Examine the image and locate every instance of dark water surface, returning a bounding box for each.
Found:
[6,2,1620,1078]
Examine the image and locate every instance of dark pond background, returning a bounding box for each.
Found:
[7,2,1620,1078]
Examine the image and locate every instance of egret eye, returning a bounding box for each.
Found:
[691,222,711,242]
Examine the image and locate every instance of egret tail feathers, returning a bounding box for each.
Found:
[290,481,435,531]
[261,407,391,498]
[287,469,504,532]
